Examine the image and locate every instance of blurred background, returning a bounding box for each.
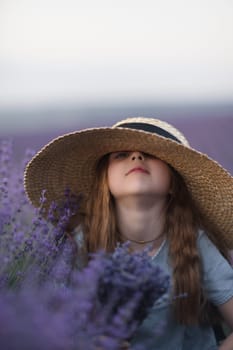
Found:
[0,0,233,173]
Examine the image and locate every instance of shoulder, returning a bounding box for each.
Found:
[197,230,230,270]
[196,230,227,259]
[197,229,214,246]
[197,230,233,305]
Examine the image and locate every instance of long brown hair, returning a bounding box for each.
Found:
[81,154,230,325]
[166,167,230,324]
[83,155,118,252]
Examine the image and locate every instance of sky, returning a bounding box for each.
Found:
[0,0,233,111]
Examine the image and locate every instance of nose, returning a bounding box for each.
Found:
[131,151,144,161]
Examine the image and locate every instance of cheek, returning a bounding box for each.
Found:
[152,162,172,192]
[163,172,172,192]
[164,171,172,193]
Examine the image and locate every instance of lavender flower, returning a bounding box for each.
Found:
[0,140,80,287]
[0,139,169,349]
[0,242,169,350]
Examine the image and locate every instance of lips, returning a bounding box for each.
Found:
[126,167,149,175]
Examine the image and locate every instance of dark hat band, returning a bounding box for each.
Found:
[118,122,182,144]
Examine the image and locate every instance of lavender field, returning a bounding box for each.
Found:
[0,107,233,349]
[0,137,169,349]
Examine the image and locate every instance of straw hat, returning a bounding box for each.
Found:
[24,117,233,247]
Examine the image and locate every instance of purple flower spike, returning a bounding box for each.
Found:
[0,139,169,350]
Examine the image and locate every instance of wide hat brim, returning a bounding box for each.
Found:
[24,126,233,248]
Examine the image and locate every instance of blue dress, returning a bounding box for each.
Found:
[131,232,233,350]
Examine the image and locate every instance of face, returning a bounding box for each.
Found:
[107,151,171,201]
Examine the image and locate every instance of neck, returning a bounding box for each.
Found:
[121,230,165,244]
[115,196,167,246]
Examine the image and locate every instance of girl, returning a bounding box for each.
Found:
[24,117,233,349]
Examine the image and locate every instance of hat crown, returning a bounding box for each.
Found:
[113,117,190,146]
